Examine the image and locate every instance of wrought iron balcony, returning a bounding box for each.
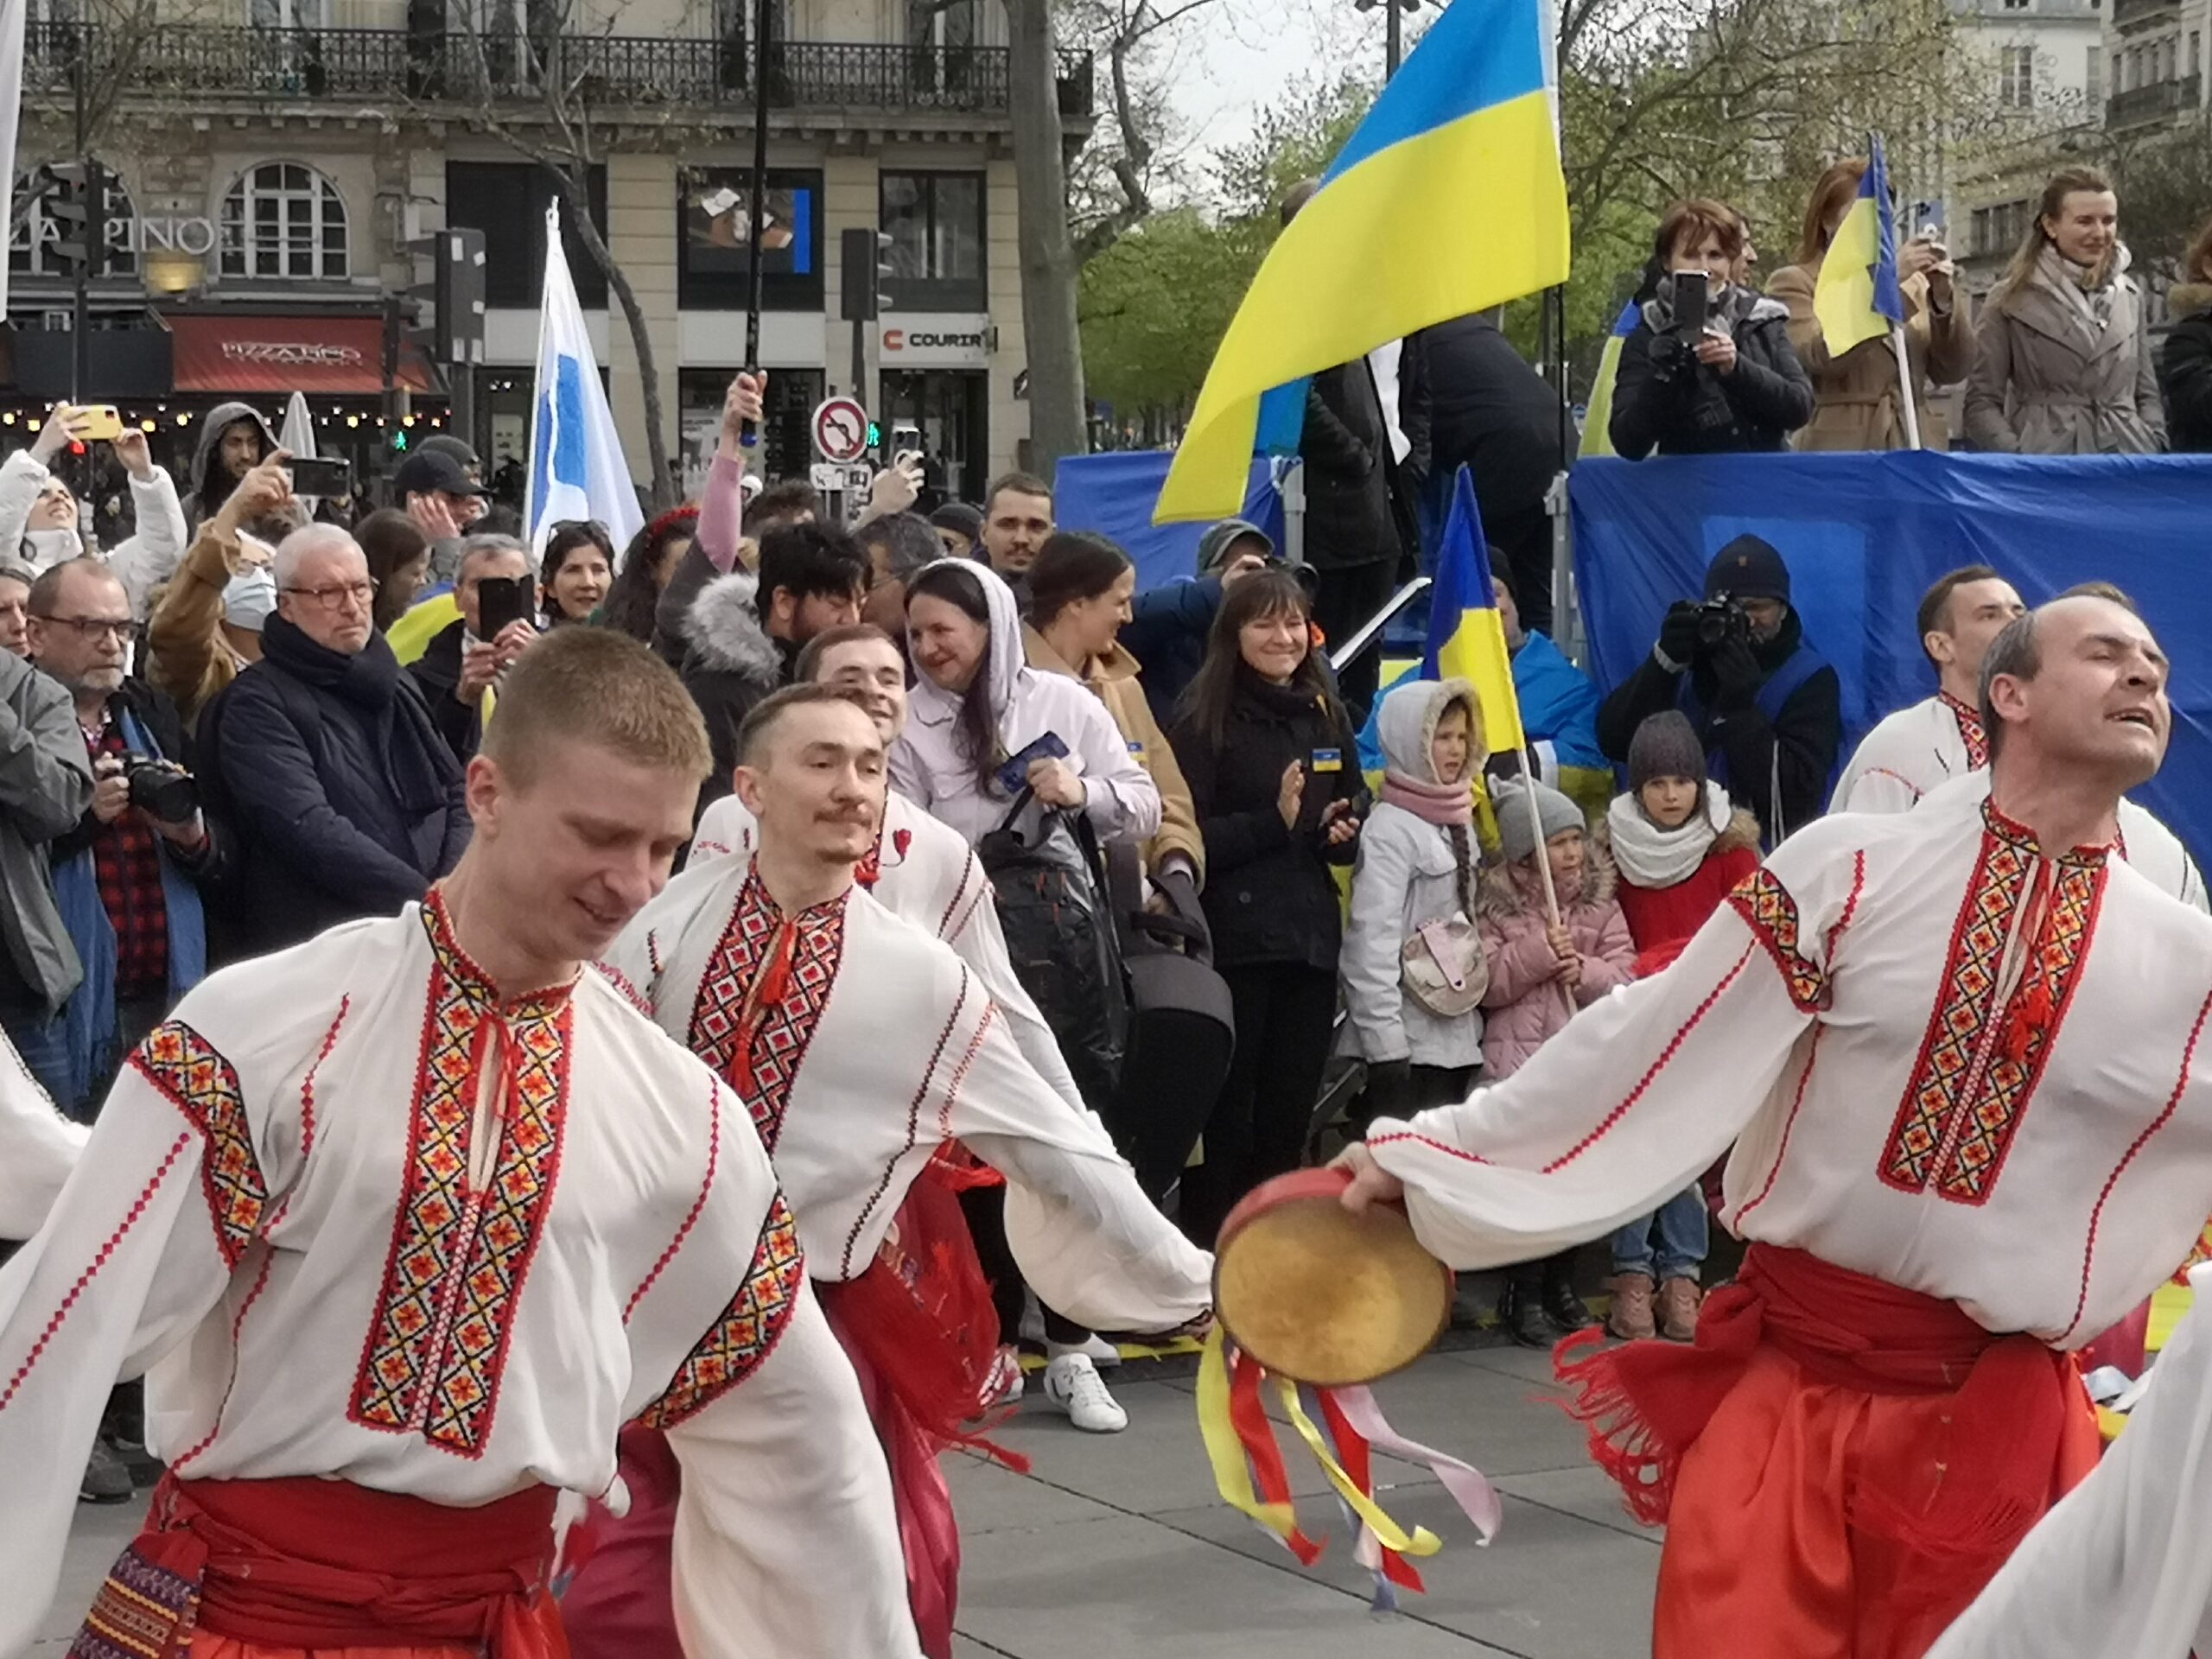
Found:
[21,21,1094,119]
[2113,0,2179,29]
[2107,72,2202,129]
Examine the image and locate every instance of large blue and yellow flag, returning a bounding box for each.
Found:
[1154,0,1570,524]
[1421,465,1526,756]
[1813,135,1904,358]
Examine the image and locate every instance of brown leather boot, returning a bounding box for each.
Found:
[1659,1277,1703,1343]
[1606,1271,1656,1341]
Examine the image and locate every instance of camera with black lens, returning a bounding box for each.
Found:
[1694,596,1750,652]
[123,753,198,824]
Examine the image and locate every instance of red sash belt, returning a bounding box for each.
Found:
[77,1476,567,1658]
[1557,1243,2084,1560]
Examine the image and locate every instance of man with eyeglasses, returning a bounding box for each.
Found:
[198,524,467,957]
[24,557,228,1506]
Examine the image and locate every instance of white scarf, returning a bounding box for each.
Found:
[1607,782,1733,889]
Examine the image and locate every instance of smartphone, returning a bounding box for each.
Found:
[996,732,1070,798]
[889,421,923,460]
[474,575,533,641]
[287,456,351,497]
[71,405,123,442]
[1672,270,1709,336]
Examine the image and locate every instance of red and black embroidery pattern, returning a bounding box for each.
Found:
[1878,809,2104,1205]
[351,899,571,1457]
[131,1020,265,1270]
[687,874,844,1152]
[1941,691,1990,771]
[638,1192,805,1428]
[1727,870,1827,1012]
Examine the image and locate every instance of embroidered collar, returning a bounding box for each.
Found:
[1980,798,2114,869]
[1940,691,1989,771]
[420,887,579,1016]
[739,868,852,927]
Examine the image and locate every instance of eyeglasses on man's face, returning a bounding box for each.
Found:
[37,614,132,645]
[282,579,379,610]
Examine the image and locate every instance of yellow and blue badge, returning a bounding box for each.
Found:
[1311,747,1344,774]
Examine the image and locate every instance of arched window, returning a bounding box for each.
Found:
[219,162,348,281]
[9,163,138,279]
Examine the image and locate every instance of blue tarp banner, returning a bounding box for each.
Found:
[1052,453,1284,592]
[1570,451,2212,863]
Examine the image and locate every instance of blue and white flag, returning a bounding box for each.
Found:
[524,204,642,560]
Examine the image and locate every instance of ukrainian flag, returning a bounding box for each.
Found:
[1422,465,1525,756]
[1574,299,1642,461]
[1154,0,1569,524]
[1813,134,1904,358]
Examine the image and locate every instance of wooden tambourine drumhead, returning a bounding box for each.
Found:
[1213,1167,1452,1389]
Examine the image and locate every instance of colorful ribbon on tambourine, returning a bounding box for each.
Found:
[1197,1325,1503,1607]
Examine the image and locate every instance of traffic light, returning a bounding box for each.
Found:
[840,227,894,322]
[866,420,882,447]
[391,428,410,452]
[40,161,110,278]
[406,228,488,366]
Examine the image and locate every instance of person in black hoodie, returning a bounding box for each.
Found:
[1610,200,1815,459]
[1596,536,1842,846]
[177,401,280,535]
[200,524,468,956]
[1168,567,1368,1244]
[2159,213,2212,453]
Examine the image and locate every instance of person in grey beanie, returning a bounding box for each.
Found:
[1474,778,1635,1344]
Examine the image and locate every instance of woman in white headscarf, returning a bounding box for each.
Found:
[890,557,1160,849]
[0,406,188,615]
[888,556,1162,1436]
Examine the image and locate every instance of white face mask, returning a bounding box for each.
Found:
[22,528,81,568]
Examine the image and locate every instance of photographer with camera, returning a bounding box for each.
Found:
[26,558,225,1122]
[1595,537,1840,847]
[1609,200,1815,459]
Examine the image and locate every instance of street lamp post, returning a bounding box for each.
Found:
[1355,0,1427,79]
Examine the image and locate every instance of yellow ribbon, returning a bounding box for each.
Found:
[1273,1375,1443,1559]
[1195,1325,1300,1545]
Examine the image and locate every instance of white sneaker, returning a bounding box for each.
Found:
[1041,1353,1128,1433]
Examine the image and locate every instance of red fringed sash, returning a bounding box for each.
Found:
[1557,1242,2082,1561]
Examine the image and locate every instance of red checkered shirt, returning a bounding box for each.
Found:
[84,715,169,1000]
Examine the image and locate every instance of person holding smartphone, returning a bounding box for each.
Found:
[1767,159,1971,451]
[406,531,537,765]
[1608,199,1815,459]
[0,404,189,617]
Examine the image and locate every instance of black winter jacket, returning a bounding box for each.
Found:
[1597,607,1841,843]
[1169,671,1368,972]
[1610,286,1816,458]
[2159,283,2212,454]
[675,567,792,813]
[200,617,469,956]
[407,618,487,765]
[1299,361,1410,572]
[1408,315,1565,517]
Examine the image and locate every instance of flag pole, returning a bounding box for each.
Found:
[1888,323,1923,450]
[739,0,771,449]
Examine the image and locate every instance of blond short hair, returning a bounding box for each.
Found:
[482,627,710,786]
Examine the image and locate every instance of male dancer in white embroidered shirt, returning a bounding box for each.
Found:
[1833,566,2203,906]
[572,684,1211,1659]
[0,626,918,1657]
[1335,594,2212,1659]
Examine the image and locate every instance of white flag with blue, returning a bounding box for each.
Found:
[524,204,643,561]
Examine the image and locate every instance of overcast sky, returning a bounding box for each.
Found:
[1151,0,1390,196]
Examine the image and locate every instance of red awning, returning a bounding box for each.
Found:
[166,314,438,396]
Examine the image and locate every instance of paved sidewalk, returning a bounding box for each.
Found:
[36,1338,1656,1658]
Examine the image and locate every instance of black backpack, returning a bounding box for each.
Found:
[975,789,1129,1117]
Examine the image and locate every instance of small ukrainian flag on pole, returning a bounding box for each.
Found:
[1812,134,1920,448]
[1154,0,1571,524]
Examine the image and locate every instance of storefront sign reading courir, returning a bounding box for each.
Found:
[880,314,991,368]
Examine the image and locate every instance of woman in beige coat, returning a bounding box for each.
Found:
[1965,166,2165,455]
[1767,157,1973,450]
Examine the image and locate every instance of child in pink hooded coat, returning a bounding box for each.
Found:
[1480,778,1637,1344]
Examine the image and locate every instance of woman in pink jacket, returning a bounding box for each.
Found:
[1480,778,1637,1344]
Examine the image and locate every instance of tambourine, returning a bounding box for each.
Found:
[1212,1166,1452,1389]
